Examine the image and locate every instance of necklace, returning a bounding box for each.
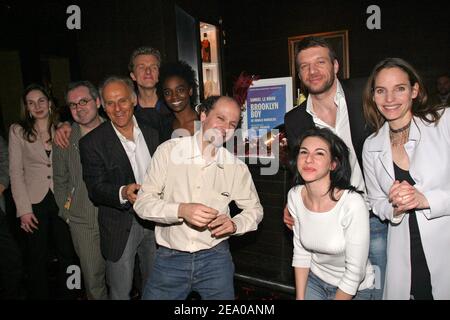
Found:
[389,122,411,133]
[389,122,411,146]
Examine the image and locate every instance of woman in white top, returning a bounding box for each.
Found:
[288,127,374,300]
[362,58,450,299]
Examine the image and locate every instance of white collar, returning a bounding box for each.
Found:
[306,80,344,116]
[111,116,141,143]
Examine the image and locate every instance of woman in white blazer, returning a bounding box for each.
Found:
[9,84,75,299]
[362,58,450,300]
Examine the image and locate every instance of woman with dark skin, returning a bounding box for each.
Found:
[158,61,199,137]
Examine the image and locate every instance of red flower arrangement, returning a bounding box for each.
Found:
[232,71,260,109]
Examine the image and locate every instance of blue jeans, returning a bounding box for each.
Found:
[369,215,388,300]
[305,272,373,300]
[142,240,235,300]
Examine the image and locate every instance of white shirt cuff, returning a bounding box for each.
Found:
[119,186,128,204]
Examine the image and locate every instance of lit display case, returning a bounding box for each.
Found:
[199,22,222,99]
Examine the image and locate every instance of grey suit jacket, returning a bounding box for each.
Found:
[53,123,99,225]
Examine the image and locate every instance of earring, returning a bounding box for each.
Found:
[29,112,33,119]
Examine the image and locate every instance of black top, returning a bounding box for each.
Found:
[134,101,175,144]
[393,162,433,300]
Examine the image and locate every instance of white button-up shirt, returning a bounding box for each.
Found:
[110,116,151,203]
[134,132,264,253]
[306,81,366,196]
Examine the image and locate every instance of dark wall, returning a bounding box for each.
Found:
[1,0,222,128]
[221,0,449,94]
[1,0,79,84]
[75,0,174,86]
[3,1,448,98]
[74,0,222,86]
[175,0,222,23]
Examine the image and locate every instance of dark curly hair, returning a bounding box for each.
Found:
[291,127,362,201]
[157,60,198,107]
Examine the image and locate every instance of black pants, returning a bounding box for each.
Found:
[409,212,433,300]
[0,209,23,299]
[26,191,77,299]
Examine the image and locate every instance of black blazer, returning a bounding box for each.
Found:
[79,119,159,262]
[284,78,372,171]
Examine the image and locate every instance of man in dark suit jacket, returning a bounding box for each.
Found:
[285,77,370,169]
[79,76,159,300]
[283,36,387,299]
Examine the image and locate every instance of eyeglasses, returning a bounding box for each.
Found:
[68,98,93,110]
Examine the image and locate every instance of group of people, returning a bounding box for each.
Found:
[0,36,448,301]
[284,37,449,300]
[0,46,263,300]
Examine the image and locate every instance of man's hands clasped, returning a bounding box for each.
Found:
[178,203,236,238]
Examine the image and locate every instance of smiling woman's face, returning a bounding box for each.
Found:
[373,67,418,129]
[162,76,192,113]
[297,136,335,184]
[26,89,51,120]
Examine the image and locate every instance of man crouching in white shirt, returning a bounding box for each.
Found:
[134,95,264,300]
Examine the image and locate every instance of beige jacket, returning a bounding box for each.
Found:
[9,124,53,217]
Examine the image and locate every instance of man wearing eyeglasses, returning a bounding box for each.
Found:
[52,81,108,299]
[54,46,174,149]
